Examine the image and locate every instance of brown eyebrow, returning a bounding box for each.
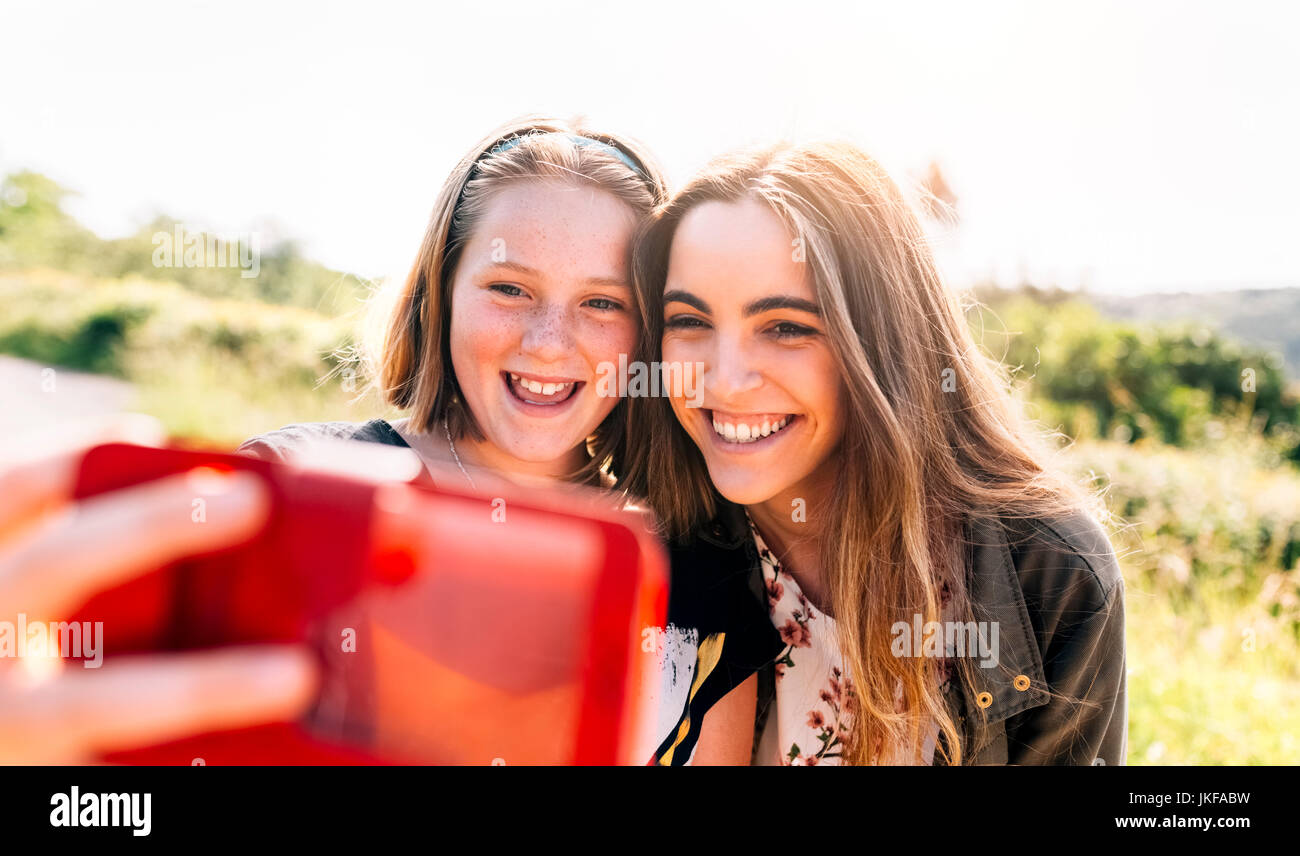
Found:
[663,289,710,313]
[744,295,821,317]
[482,260,629,290]
[663,289,820,318]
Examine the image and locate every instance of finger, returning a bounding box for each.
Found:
[0,468,270,619]
[3,645,319,764]
[0,414,165,540]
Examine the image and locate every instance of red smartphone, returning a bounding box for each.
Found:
[65,441,669,765]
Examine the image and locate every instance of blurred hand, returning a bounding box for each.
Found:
[0,417,319,764]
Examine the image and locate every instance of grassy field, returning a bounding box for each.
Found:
[1064,438,1300,763]
[3,266,1298,763]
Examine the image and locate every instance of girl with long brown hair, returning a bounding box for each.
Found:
[625,140,1127,765]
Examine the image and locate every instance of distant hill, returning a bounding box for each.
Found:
[1090,287,1300,379]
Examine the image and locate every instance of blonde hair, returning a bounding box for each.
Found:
[367,115,667,484]
[625,141,1093,764]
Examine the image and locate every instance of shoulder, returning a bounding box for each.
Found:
[644,499,783,764]
[979,509,1128,765]
[236,418,407,463]
[999,509,1123,604]
[661,497,758,616]
[662,498,784,673]
[963,505,1125,682]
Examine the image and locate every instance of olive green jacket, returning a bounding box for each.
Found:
[697,500,1128,765]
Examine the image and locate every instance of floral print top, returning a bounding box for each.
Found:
[749,514,942,766]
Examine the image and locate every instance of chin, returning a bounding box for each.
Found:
[703,468,786,507]
[498,434,580,463]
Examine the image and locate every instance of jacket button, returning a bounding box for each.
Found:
[975,691,993,709]
[1013,674,1031,692]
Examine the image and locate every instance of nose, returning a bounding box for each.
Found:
[704,330,761,402]
[519,301,576,366]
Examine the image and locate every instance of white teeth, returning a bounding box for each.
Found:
[510,373,572,396]
[712,415,794,443]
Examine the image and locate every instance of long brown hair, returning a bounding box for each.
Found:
[624,141,1092,764]
[365,115,668,484]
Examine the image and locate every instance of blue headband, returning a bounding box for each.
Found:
[484,132,646,178]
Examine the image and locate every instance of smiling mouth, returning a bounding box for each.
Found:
[503,371,583,406]
[705,409,798,444]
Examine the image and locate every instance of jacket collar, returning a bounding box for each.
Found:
[702,496,1050,738]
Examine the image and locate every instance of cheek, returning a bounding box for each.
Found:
[775,347,842,423]
[451,295,521,367]
[580,317,638,421]
[659,336,699,414]
[806,351,846,439]
[660,334,694,365]
[578,315,638,367]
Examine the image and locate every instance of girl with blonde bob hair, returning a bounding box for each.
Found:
[364,114,667,486]
[625,141,1127,765]
[2,116,759,765]
[240,116,773,765]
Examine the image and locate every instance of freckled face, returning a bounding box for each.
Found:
[449,181,639,465]
[660,198,846,505]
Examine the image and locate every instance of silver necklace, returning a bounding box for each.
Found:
[443,417,477,489]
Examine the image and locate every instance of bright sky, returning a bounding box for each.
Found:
[2,0,1297,294]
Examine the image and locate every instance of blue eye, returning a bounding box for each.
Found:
[489,283,525,297]
[586,297,625,312]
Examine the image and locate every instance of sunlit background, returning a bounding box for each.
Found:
[2,0,1298,765]
[4,0,1298,292]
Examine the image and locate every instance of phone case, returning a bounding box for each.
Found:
[65,442,668,765]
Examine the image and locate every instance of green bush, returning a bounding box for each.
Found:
[0,270,388,444]
[970,290,1300,461]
